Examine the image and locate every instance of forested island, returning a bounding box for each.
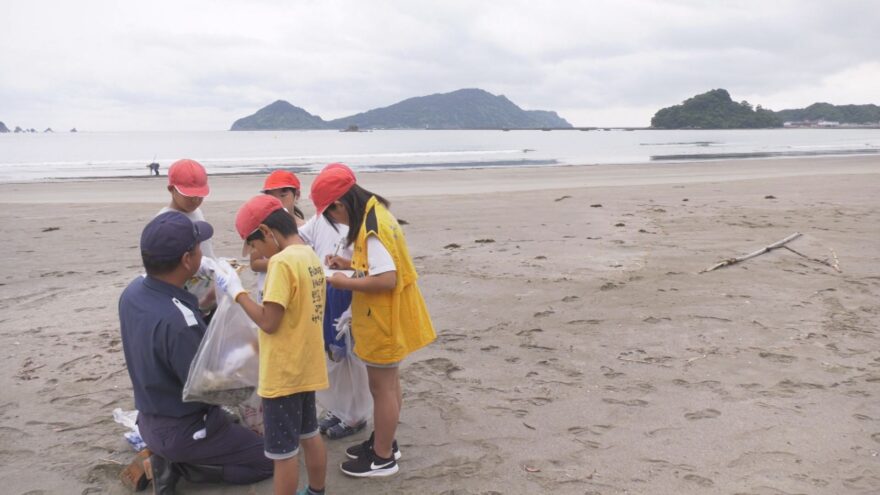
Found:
[775,103,880,125]
[652,89,880,129]
[230,88,571,130]
[651,89,781,129]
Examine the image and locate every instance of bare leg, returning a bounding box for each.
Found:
[273,456,299,495]
[301,434,326,491]
[367,366,400,459]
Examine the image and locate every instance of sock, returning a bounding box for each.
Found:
[307,487,325,495]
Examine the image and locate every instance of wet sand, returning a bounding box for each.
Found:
[1,155,879,494]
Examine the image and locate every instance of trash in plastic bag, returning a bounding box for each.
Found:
[316,346,372,428]
[113,408,147,452]
[183,283,259,406]
[237,392,265,436]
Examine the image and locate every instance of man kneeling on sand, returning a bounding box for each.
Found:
[118,211,273,493]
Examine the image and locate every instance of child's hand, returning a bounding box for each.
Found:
[328,272,350,289]
[325,255,351,270]
[214,260,247,301]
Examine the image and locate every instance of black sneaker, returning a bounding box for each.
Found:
[326,420,366,440]
[340,449,398,478]
[345,432,401,460]
[318,411,341,434]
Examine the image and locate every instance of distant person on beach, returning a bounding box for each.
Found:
[118,211,273,493]
[312,165,436,477]
[212,195,329,495]
[299,164,372,441]
[147,161,160,176]
[158,159,217,320]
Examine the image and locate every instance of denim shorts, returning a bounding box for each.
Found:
[261,391,319,460]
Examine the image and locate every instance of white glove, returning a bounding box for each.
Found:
[334,308,352,342]
[213,259,246,301]
[199,256,218,276]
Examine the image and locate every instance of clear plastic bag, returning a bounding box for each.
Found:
[316,350,373,427]
[237,392,265,436]
[183,287,259,406]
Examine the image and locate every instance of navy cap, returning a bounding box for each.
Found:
[140,211,214,262]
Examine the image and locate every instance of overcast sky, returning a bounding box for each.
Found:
[1,0,878,131]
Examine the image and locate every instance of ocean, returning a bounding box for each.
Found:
[1,128,879,182]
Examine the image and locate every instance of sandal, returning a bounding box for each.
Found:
[119,448,152,491]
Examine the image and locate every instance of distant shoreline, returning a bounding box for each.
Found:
[2,154,878,204]
[0,150,864,186]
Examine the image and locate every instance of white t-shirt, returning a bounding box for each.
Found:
[298,215,395,275]
[366,236,395,275]
[299,215,351,259]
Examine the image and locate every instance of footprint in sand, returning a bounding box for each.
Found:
[601,366,624,378]
[684,409,721,420]
[410,357,463,379]
[567,319,602,325]
[759,351,797,363]
[683,474,714,487]
[602,398,649,407]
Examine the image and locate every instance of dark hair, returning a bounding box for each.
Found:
[322,184,389,247]
[279,187,306,220]
[245,208,299,243]
[142,252,183,276]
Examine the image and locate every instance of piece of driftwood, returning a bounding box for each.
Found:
[700,232,802,273]
[782,246,842,272]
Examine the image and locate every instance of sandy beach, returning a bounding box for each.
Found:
[1,155,879,494]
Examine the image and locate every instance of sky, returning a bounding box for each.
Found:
[1,0,878,131]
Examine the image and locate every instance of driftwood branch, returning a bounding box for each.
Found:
[782,246,842,272]
[700,232,802,273]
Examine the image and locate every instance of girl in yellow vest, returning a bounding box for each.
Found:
[310,163,435,477]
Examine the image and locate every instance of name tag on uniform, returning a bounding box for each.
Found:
[171,297,199,327]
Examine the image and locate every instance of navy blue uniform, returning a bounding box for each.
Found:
[119,276,272,484]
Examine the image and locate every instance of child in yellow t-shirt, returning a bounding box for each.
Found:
[213,195,329,495]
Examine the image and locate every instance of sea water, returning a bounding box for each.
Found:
[0,128,878,182]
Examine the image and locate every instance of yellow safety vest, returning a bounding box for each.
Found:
[350,197,435,363]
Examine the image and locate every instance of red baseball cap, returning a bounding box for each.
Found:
[168,159,210,197]
[311,163,356,214]
[235,195,284,240]
[262,170,301,192]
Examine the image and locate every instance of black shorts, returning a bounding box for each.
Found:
[261,391,319,460]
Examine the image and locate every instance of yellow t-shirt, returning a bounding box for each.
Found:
[258,244,329,398]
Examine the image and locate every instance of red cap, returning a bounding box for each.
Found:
[235,195,284,240]
[168,159,210,197]
[311,163,356,214]
[262,170,301,192]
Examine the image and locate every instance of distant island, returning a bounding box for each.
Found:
[651,89,781,129]
[230,88,572,130]
[774,102,880,126]
[652,89,880,129]
[0,121,78,133]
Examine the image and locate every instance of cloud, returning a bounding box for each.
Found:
[0,0,877,129]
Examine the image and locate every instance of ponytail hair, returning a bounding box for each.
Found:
[323,184,389,246]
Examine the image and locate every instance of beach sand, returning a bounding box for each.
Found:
[1,156,879,494]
